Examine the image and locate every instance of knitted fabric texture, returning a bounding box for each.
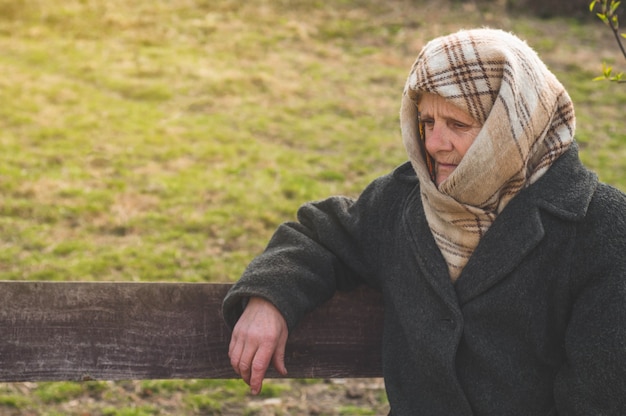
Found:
[400,28,575,281]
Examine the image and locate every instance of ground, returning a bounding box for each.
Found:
[0,378,389,415]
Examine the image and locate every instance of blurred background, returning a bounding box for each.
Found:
[1,0,625,414]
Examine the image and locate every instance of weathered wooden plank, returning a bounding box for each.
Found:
[0,282,383,382]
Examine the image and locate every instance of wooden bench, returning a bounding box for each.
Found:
[0,281,383,382]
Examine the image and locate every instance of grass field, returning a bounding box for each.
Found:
[1,0,625,414]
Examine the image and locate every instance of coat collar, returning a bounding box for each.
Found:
[456,143,598,304]
[403,143,598,306]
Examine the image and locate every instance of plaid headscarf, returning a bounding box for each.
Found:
[400,28,574,281]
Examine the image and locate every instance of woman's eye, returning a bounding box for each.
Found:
[422,119,434,128]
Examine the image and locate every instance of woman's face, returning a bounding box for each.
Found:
[419,93,482,186]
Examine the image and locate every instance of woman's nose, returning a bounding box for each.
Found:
[425,123,453,154]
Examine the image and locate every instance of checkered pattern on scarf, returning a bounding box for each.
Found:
[400,28,575,281]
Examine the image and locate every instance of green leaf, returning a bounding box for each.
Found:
[603,63,613,77]
[610,0,621,14]
[597,13,609,24]
[589,0,597,12]
[621,32,626,38]
[592,75,607,81]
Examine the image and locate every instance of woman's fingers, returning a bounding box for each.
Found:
[228,297,289,395]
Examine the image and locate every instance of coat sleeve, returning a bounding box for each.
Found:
[553,185,626,415]
[222,172,399,332]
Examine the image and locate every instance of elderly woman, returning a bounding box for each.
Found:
[223,28,626,415]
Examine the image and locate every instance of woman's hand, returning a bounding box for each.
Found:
[228,296,288,395]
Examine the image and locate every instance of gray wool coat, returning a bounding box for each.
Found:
[223,145,626,415]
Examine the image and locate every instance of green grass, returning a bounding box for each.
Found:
[338,405,378,415]
[0,0,625,414]
[2,0,624,284]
